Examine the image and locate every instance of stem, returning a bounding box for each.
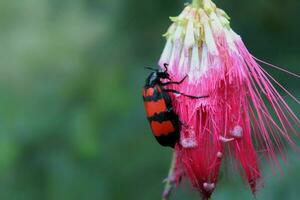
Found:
[192,0,203,8]
[162,151,177,200]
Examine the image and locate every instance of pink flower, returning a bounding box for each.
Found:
[160,0,299,199]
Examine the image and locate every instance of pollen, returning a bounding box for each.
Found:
[180,126,197,148]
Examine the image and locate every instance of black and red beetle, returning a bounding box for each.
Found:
[142,64,207,147]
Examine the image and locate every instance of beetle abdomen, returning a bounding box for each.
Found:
[143,85,179,147]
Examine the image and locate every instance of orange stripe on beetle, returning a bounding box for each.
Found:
[150,120,175,137]
[143,87,162,98]
[144,99,167,117]
[143,88,155,97]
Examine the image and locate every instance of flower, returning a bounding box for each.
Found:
[159,0,299,199]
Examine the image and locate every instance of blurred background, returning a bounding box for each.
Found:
[0,0,299,199]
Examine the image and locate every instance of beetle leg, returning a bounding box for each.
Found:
[164,89,208,99]
[178,120,189,128]
[163,63,169,72]
[162,75,188,86]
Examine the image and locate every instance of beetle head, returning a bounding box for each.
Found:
[145,63,171,82]
[156,63,171,80]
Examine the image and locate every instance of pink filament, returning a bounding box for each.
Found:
[161,35,299,198]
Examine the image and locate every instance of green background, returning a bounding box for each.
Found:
[0,0,299,199]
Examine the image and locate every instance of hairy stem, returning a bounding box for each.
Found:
[162,151,177,200]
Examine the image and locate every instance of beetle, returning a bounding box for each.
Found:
[142,63,207,147]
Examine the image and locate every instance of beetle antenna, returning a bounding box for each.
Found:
[145,67,157,71]
[164,63,169,72]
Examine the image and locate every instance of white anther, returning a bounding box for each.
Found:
[217,152,223,158]
[231,125,243,138]
[219,135,234,143]
[203,182,215,191]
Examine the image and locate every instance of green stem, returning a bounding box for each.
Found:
[192,0,203,8]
